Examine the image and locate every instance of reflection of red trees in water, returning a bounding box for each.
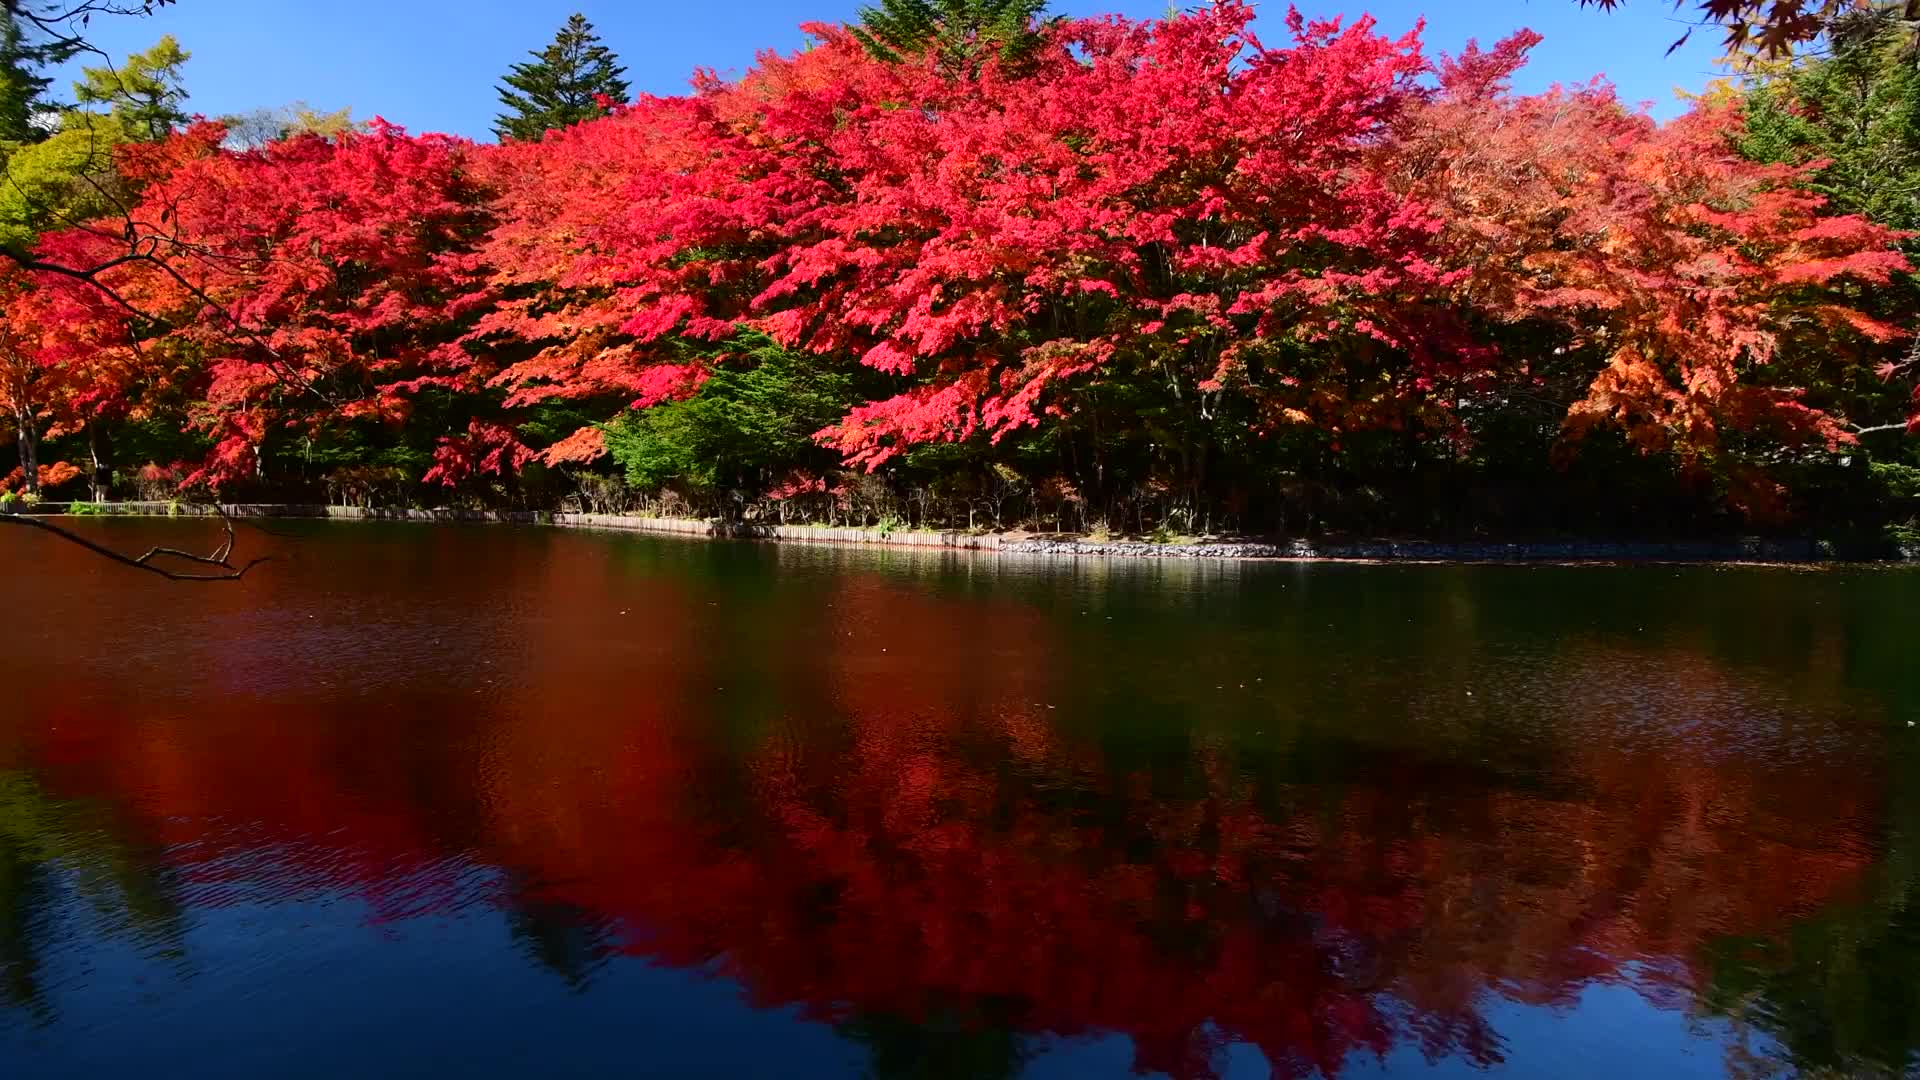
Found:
[0,562,1885,1079]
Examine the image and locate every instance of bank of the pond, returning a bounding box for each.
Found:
[9,501,1918,564]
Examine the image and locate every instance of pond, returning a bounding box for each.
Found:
[1,520,1916,1079]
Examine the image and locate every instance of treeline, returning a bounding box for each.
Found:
[2,1,1918,540]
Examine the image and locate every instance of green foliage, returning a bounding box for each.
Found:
[1871,462,1920,543]
[0,117,128,248]
[0,8,54,144]
[72,34,189,141]
[65,500,99,515]
[107,416,209,484]
[1731,14,1920,525]
[269,428,429,479]
[514,400,606,450]
[0,22,192,254]
[1740,27,1920,232]
[603,335,858,495]
[1872,460,1920,500]
[0,491,16,510]
[0,32,186,247]
[493,13,629,143]
[850,0,1057,74]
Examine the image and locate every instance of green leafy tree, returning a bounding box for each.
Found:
[0,119,127,247]
[493,13,629,143]
[849,0,1057,74]
[0,34,189,247]
[72,33,189,141]
[602,335,858,499]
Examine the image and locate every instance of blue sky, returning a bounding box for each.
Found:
[55,0,1728,140]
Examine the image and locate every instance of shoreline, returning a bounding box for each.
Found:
[7,501,1917,565]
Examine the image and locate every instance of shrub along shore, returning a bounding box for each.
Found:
[9,502,1915,564]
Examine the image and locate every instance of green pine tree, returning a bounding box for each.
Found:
[71,34,190,142]
[493,13,630,143]
[849,0,1057,76]
[1735,7,1920,479]
[0,8,53,144]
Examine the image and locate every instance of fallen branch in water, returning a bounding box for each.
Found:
[0,504,270,581]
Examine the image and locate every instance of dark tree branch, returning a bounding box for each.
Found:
[13,1,177,67]
[0,502,269,580]
[1,238,340,403]
[0,2,289,585]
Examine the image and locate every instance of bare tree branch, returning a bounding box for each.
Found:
[12,1,177,68]
[0,3,299,584]
[0,501,269,580]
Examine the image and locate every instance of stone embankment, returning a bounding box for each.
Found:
[998,536,1919,562]
[8,501,1916,562]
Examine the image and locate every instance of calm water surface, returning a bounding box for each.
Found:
[1,521,1917,1079]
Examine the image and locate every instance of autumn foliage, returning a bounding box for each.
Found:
[2,2,1913,527]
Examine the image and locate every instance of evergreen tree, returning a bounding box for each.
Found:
[493,13,629,143]
[0,0,183,145]
[1739,15,1920,233]
[0,8,53,144]
[1736,9,1920,478]
[72,34,190,141]
[849,0,1056,75]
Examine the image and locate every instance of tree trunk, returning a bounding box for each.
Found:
[87,422,106,502]
[15,408,38,496]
